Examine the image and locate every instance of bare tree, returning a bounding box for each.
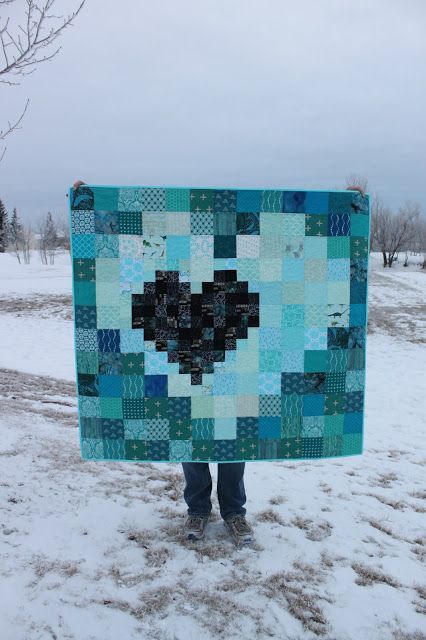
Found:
[373,201,420,267]
[345,173,369,195]
[37,210,58,264]
[0,97,29,162]
[0,0,86,160]
[56,211,70,251]
[414,215,426,268]
[368,193,382,253]
[370,196,392,267]
[410,214,426,258]
[21,222,33,263]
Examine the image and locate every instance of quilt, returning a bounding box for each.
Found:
[69,184,370,463]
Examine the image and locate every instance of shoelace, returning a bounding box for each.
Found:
[228,515,251,534]
[187,515,207,528]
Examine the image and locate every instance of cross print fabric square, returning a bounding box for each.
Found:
[69,185,370,462]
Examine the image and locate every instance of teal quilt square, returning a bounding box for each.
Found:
[236,190,262,212]
[282,327,304,350]
[305,282,327,304]
[305,191,329,214]
[259,327,281,350]
[282,282,304,304]
[214,418,237,440]
[327,236,350,259]
[283,213,305,236]
[100,397,123,419]
[259,373,281,395]
[72,234,95,258]
[281,350,304,372]
[304,236,327,259]
[95,234,119,258]
[282,304,304,327]
[350,213,370,237]
[98,375,123,397]
[258,281,282,305]
[117,188,143,212]
[94,187,118,211]
[74,281,96,306]
[283,259,304,282]
[305,350,328,372]
[169,236,192,260]
[259,417,281,438]
[261,190,283,212]
[96,258,120,282]
[305,259,327,282]
[166,188,190,211]
[72,211,95,235]
[327,259,350,281]
[214,211,236,235]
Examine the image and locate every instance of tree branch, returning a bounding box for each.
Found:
[0,0,86,81]
[0,97,30,140]
[0,0,85,161]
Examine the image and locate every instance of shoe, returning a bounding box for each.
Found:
[224,514,254,546]
[184,513,210,541]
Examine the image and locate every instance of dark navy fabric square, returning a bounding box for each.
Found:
[282,191,306,213]
[97,329,120,352]
[145,375,168,397]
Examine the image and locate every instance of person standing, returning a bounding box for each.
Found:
[181,461,253,545]
[71,180,365,547]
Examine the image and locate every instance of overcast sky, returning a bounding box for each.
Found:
[1,0,425,223]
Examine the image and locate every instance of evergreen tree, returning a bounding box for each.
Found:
[45,211,58,250]
[0,199,8,252]
[9,207,23,263]
[38,211,59,264]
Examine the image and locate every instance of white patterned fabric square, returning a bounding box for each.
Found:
[143,211,166,235]
[166,212,190,235]
[190,235,214,259]
[72,210,95,234]
[237,235,260,258]
[118,188,144,211]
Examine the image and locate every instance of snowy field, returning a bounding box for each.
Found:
[0,250,425,640]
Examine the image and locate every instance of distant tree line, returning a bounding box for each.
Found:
[0,198,69,264]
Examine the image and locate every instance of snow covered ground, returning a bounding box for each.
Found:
[0,250,425,640]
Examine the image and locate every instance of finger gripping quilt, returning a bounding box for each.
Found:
[69,185,370,463]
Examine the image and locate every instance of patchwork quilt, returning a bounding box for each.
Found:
[69,184,370,463]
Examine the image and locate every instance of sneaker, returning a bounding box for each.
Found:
[184,513,210,541]
[224,514,254,546]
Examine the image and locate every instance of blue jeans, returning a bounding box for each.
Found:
[181,462,246,520]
